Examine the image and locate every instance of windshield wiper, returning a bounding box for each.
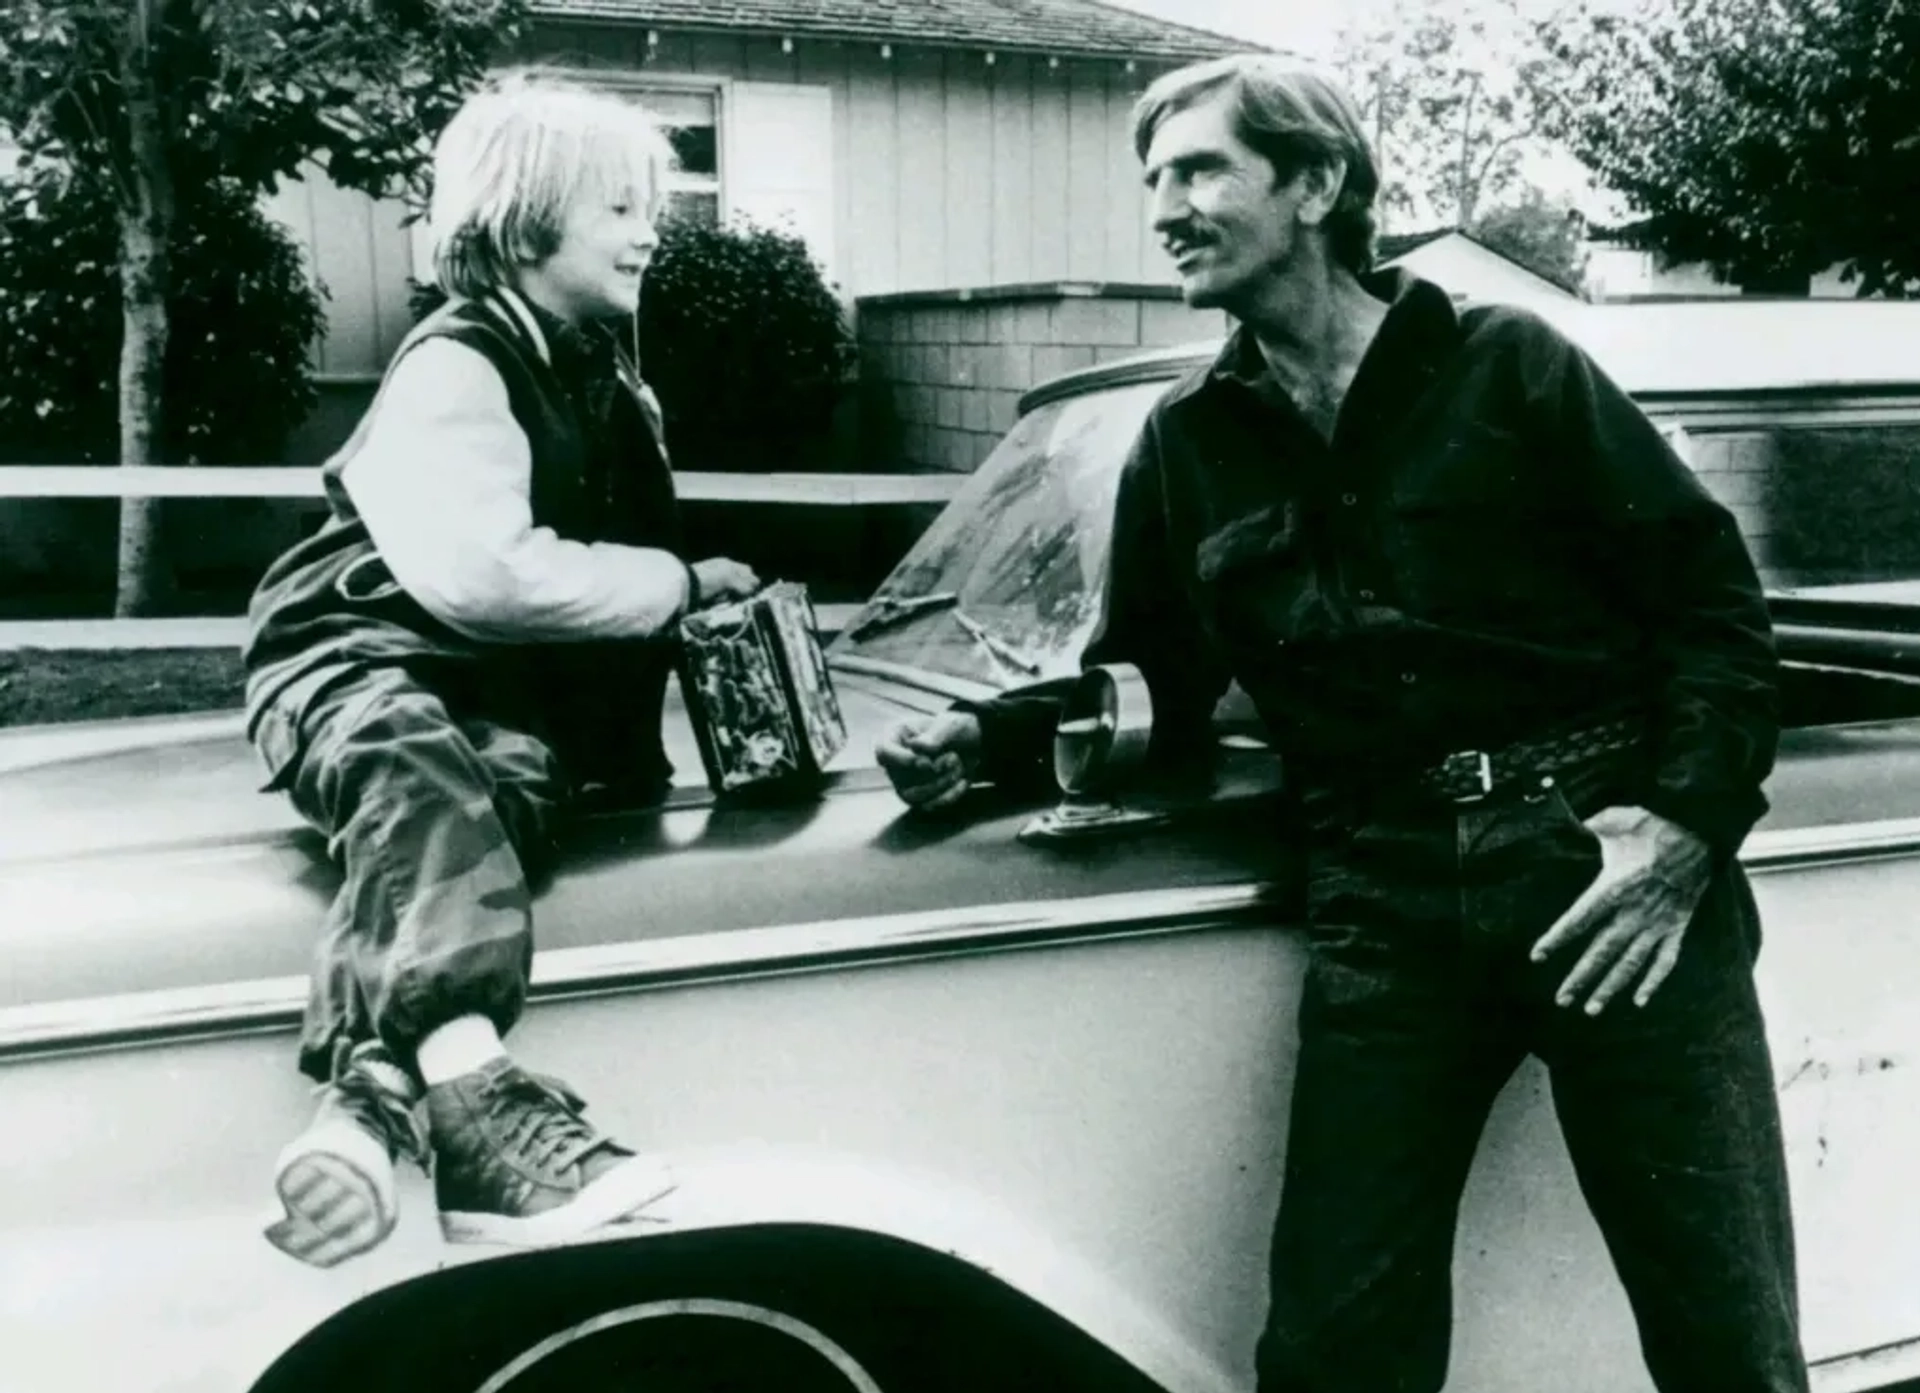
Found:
[844,589,1042,677]
[952,608,1042,677]
[844,590,960,640]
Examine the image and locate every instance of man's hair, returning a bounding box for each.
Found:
[1130,55,1380,276]
[428,69,677,301]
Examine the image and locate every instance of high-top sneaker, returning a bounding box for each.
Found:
[264,1039,430,1267]
[426,1059,676,1246]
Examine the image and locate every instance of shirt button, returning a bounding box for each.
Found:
[1341,493,1358,506]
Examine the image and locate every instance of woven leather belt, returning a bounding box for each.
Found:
[1411,717,1644,805]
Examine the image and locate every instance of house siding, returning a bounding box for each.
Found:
[269,24,1188,383]
[538,26,1182,294]
[857,285,1227,473]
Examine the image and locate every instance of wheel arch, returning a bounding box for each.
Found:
[247,1222,1182,1393]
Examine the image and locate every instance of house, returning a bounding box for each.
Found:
[1584,225,1865,300]
[267,0,1258,463]
[1376,228,1585,308]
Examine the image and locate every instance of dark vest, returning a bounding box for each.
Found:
[244,290,685,794]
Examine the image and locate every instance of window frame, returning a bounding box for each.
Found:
[565,68,731,227]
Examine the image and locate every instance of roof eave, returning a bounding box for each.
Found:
[527,10,1253,64]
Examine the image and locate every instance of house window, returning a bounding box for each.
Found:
[634,86,721,228]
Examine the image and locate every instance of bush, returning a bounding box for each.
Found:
[408,216,853,471]
[638,218,853,471]
[0,165,324,465]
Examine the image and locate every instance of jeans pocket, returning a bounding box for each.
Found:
[1457,784,1603,953]
[253,702,299,793]
[335,551,405,604]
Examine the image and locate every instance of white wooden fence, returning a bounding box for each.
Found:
[0,467,964,645]
[0,467,964,505]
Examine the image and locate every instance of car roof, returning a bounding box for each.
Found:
[1019,297,1920,413]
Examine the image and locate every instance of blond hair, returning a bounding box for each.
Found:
[428,69,677,301]
[1131,55,1380,276]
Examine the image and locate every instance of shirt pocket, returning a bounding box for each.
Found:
[1193,500,1329,645]
[1385,426,1583,625]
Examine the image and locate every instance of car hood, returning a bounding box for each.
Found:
[0,670,1298,1015]
[0,670,942,867]
[10,662,1920,1019]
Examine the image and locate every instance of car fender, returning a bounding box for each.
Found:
[0,1143,1240,1393]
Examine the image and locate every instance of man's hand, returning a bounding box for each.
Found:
[876,711,983,811]
[691,557,760,607]
[1530,805,1713,1015]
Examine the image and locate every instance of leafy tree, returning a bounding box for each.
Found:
[1471,183,1589,295]
[1332,0,1556,230]
[0,163,323,466]
[1537,0,1920,295]
[0,0,526,614]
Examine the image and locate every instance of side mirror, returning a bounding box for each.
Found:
[1018,664,1172,844]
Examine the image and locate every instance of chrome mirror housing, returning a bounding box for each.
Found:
[1018,663,1172,844]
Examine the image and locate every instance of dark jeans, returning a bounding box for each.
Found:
[253,663,565,1083]
[1256,759,1807,1393]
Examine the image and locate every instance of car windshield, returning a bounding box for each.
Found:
[832,362,1920,713]
[829,379,1173,690]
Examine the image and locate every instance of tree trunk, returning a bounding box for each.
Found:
[113,0,177,617]
[1456,80,1480,227]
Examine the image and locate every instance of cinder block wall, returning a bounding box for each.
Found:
[856,284,1229,473]
[1680,424,1920,589]
[1675,430,1781,583]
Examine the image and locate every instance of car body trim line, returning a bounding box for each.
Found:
[0,884,1280,1061]
[1740,816,1920,872]
[4,819,1913,1059]
[1809,1331,1920,1393]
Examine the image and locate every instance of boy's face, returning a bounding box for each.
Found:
[518,185,659,325]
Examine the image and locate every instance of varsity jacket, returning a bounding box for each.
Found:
[243,287,692,795]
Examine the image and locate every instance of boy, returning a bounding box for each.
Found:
[244,71,760,1268]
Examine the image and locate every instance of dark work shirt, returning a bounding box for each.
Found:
[967,270,1779,857]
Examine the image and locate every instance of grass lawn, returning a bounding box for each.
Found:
[0,648,244,728]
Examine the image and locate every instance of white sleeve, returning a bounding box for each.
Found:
[340,338,693,644]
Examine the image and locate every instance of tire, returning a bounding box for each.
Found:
[471,1297,885,1393]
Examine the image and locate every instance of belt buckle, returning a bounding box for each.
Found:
[1442,749,1495,804]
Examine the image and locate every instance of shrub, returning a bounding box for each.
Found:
[0,165,324,465]
[638,217,853,470]
[408,216,853,471]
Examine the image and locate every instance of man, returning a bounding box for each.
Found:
[878,55,1806,1393]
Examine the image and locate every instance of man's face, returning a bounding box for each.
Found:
[519,182,659,325]
[1143,92,1327,310]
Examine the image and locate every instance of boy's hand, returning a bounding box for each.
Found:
[691,557,760,607]
[877,712,983,810]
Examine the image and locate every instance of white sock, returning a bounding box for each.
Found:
[414,1016,508,1086]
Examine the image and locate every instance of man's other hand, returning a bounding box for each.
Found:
[1530,805,1713,1015]
[691,557,760,607]
[877,711,983,811]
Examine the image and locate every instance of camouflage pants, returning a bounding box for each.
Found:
[253,663,564,1083]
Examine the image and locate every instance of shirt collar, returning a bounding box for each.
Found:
[1167,267,1461,408]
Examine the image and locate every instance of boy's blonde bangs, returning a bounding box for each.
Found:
[429,72,677,302]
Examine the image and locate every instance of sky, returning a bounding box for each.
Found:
[1105,0,1634,222]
